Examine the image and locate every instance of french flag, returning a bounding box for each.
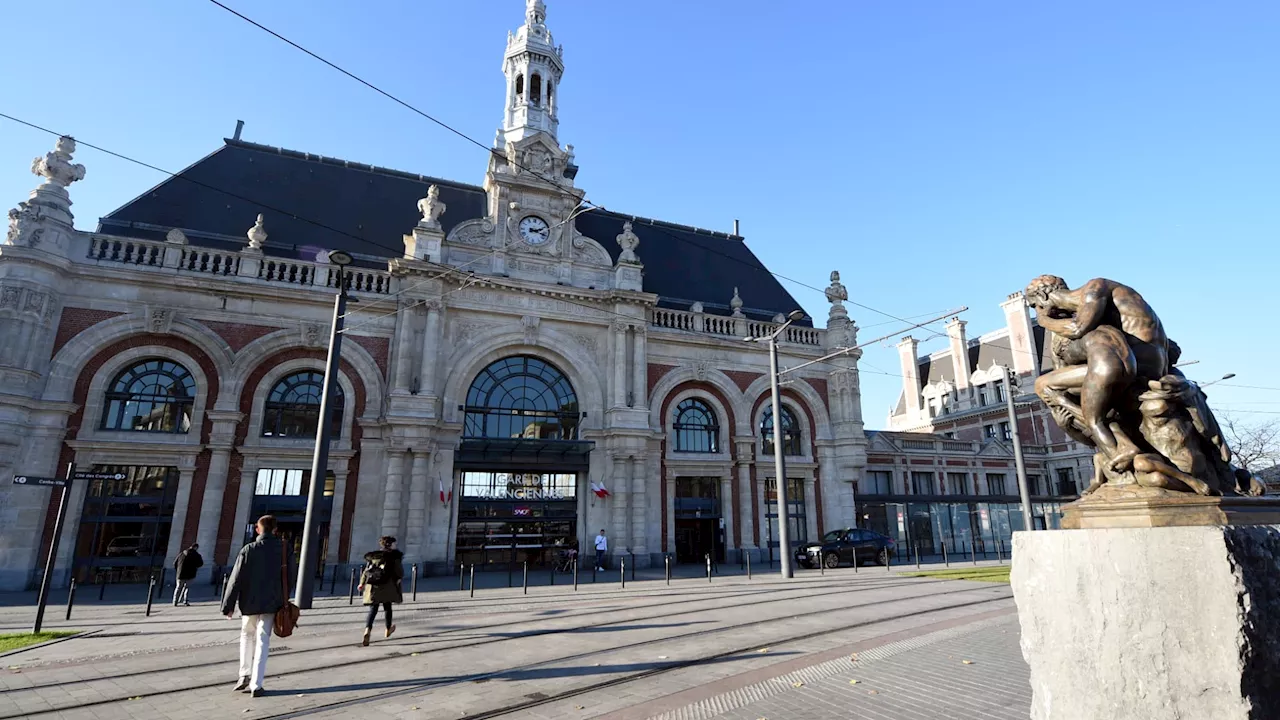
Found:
[439,478,452,506]
[590,480,610,499]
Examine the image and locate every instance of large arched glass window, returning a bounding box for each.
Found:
[101,359,196,433]
[262,371,343,439]
[673,398,719,453]
[761,405,802,456]
[464,356,579,439]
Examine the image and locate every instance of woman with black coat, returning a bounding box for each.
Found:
[359,536,404,646]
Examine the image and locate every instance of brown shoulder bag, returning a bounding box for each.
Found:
[273,543,301,638]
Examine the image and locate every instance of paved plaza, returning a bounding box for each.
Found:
[0,563,1028,720]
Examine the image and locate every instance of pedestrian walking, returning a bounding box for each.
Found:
[221,515,288,698]
[172,543,204,606]
[594,528,608,571]
[359,536,403,646]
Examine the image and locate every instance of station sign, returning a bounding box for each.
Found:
[72,471,128,481]
[12,475,69,488]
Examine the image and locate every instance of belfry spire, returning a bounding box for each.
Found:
[500,0,565,147]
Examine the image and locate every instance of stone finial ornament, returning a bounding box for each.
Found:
[825,270,848,307]
[690,301,704,313]
[31,136,86,189]
[616,221,640,264]
[730,287,744,317]
[417,185,447,228]
[247,214,267,250]
[165,228,188,245]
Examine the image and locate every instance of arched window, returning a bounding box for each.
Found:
[101,359,196,433]
[464,356,579,439]
[515,74,524,102]
[673,398,719,453]
[761,405,802,456]
[546,81,554,110]
[262,371,343,439]
[530,73,542,105]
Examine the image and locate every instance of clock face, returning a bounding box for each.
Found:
[519,215,550,245]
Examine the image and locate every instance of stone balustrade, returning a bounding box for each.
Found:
[650,307,823,347]
[84,234,393,295]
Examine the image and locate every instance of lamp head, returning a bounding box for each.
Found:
[1223,373,1237,380]
[786,310,805,322]
[328,250,354,267]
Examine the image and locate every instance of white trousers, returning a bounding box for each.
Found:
[238,613,274,690]
[173,579,191,605]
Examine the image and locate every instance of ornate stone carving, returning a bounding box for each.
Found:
[165,228,188,245]
[0,287,20,309]
[692,361,709,381]
[773,313,786,323]
[449,218,496,248]
[147,307,174,334]
[246,214,267,250]
[521,314,541,345]
[31,136,86,189]
[825,270,848,306]
[23,290,46,314]
[571,232,611,266]
[730,287,744,317]
[572,332,598,353]
[5,202,43,247]
[302,322,324,347]
[417,184,447,228]
[690,301,704,313]
[451,320,499,346]
[1027,274,1264,501]
[616,221,640,264]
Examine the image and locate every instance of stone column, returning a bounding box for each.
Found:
[611,321,627,408]
[735,442,756,553]
[229,464,259,559]
[610,453,629,556]
[803,475,819,542]
[405,452,429,560]
[164,463,197,565]
[381,451,407,537]
[630,455,647,558]
[195,446,233,568]
[664,472,677,557]
[392,300,416,393]
[325,467,349,565]
[631,325,646,408]
[720,474,736,557]
[418,301,442,398]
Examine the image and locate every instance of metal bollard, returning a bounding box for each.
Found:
[348,566,357,605]
[145,576,156,617]
[469,564,475,598]
[820,552,825,575]
[664,555,670,585]
[746,552,752,579]
[630,552,636,582]
[886,547,892,572]
[65,579,76,621]
[620,558,626,589]
[706,553,712,583]
[156,568,167,600]
[508,559,514,589]
[942,542,949,567]
[551,561,556,586]
[99,577,107,602]
[914,543,921,569]
[412,563,418,601]
[523,561,528,595]
[592,563,597,584]
[459,563,465,591]
[573,559,578,591]
[971,541,978,566]
[853,551,858,573]
[997,540,1005,564]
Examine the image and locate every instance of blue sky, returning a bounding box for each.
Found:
[2,1,1277,427]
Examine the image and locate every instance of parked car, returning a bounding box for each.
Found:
[796,528,894,569]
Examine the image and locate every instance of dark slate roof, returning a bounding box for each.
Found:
[98,139,810,324]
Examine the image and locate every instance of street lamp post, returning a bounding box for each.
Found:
[745,309,806,579]
[1000,366,1035,531]
[295,250,353,609]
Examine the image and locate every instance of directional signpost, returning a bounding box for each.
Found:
[15,467,126,633]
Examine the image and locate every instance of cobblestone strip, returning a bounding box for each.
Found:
[648,615,1018,720]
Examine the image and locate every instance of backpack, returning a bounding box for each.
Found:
[365,559,389,586]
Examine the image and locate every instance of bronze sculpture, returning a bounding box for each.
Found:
[1025,275,1263,498]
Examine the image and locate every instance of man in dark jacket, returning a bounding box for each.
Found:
[172,543,203,606]
[221,515,287,698]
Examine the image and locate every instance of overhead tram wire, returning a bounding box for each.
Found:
[0,112,652,339]
[201,0,972,334]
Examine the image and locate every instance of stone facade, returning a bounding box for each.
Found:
[0,1,867,589]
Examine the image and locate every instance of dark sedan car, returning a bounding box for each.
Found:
[796,528,894,569]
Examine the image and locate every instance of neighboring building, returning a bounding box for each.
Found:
[861,294,1092,555]
[0,0,868,590]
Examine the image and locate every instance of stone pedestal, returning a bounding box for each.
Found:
[1061,485,1280,529]
[1012,525,1280,719]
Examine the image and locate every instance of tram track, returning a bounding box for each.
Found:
[8,574,917,686]
[260,590,1014,719]
[0,578,1003,718]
